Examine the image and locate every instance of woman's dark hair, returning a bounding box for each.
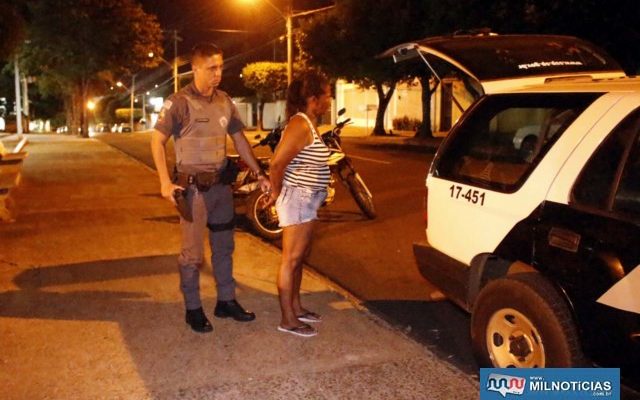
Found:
[286,70,329,119]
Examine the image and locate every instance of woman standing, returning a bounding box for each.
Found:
[268,71,332,337]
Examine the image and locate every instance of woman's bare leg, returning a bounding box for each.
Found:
[292,237,313,315]
[278,221,314,328]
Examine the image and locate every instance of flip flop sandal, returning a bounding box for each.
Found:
[296,311,322,323]
[277,323,317,337]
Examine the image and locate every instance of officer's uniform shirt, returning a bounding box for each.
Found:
[154,82,245,174]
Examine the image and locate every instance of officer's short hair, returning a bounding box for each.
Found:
[191,43,223,63]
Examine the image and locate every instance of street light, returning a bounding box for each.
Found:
[148,51,179,93]
[117,77,135,131]
[86,100,96,134]
[241,0,335,85]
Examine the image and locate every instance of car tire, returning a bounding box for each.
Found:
[471,273,586,368]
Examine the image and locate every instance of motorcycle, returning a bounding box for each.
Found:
[233,108,376,241]
[229,154,282,241]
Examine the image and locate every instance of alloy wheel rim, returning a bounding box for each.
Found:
[486,307,545,368]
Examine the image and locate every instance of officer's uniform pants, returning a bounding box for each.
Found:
[178,183,235,310]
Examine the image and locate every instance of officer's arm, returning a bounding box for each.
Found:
[151,130,182,204]
[230,131,271,192]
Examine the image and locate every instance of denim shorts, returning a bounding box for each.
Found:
[275,185,327,227]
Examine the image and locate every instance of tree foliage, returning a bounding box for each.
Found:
[241,62,287,102]
[300,0,427,135]
[20,0,163,136]
[0,1,27,61]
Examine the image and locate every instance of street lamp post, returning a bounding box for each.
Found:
[116,77,135,131]
[243,0,335,85]
[86,100,95,129]
[129,74,135,131]
[285,5,292,86]
[148,51,179,93]
[142,92,148,128]
[173,29,179,93]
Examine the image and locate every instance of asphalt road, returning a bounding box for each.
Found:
[97,130,478,376]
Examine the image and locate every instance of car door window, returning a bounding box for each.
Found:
[436,93,599,192]
[572,108,640,211]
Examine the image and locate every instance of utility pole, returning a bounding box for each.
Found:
[173,30,179,93]
[142,93,146,128]
[13,58,23,135]
[21,76,29,120]
[130,74,135,131]
[286,1,293,86]
[255,0,334,86]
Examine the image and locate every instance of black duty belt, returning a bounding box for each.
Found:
[173,171,220,192]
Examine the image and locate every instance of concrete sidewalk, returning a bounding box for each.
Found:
[0,134,477,399]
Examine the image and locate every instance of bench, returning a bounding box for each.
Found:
[0,136,28,222]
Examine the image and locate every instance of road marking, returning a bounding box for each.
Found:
[349,154,391,164]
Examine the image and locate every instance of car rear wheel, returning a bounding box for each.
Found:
[471,273,586,368]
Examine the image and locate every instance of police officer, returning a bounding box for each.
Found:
[151,43,271,333]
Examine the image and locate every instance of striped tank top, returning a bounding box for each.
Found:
[283,112,331,190]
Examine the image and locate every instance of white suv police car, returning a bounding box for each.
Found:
[386,35,639,383]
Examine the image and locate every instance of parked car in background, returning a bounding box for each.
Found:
[94,123,108,133]
[117,123,132,133]
[386,33,639,389]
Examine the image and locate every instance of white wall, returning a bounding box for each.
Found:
[262,100,286,130]
[232,76,472,136]
[335,78,431,134]
[233,99,254,128]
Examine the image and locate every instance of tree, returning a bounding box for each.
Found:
[242,62,288,102]
[0,1,26,61]
[241,61,287,129]
[300,0,421,135]
[19,0,163,137]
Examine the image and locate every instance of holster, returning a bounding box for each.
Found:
[173,189,193,222]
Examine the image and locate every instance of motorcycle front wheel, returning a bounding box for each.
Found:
[246,190,283,241]
[345,172,377,219]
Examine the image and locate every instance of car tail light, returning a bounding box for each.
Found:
[423,186,428,229]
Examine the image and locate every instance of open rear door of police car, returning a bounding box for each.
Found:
[382,34,626,95]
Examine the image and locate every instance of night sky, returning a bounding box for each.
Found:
[139,0,333,64]
[137,0,333,94]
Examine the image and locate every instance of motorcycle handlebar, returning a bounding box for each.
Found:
[255,116,351,148]
[253,127,283,151]
[333,118,352,134]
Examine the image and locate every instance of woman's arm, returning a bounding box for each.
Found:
[269,116,312,200]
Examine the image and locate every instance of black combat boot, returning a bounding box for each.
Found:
[185,307,213,333]
[214,299,256,322]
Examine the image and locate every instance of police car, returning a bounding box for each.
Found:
[385,34,640,386]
